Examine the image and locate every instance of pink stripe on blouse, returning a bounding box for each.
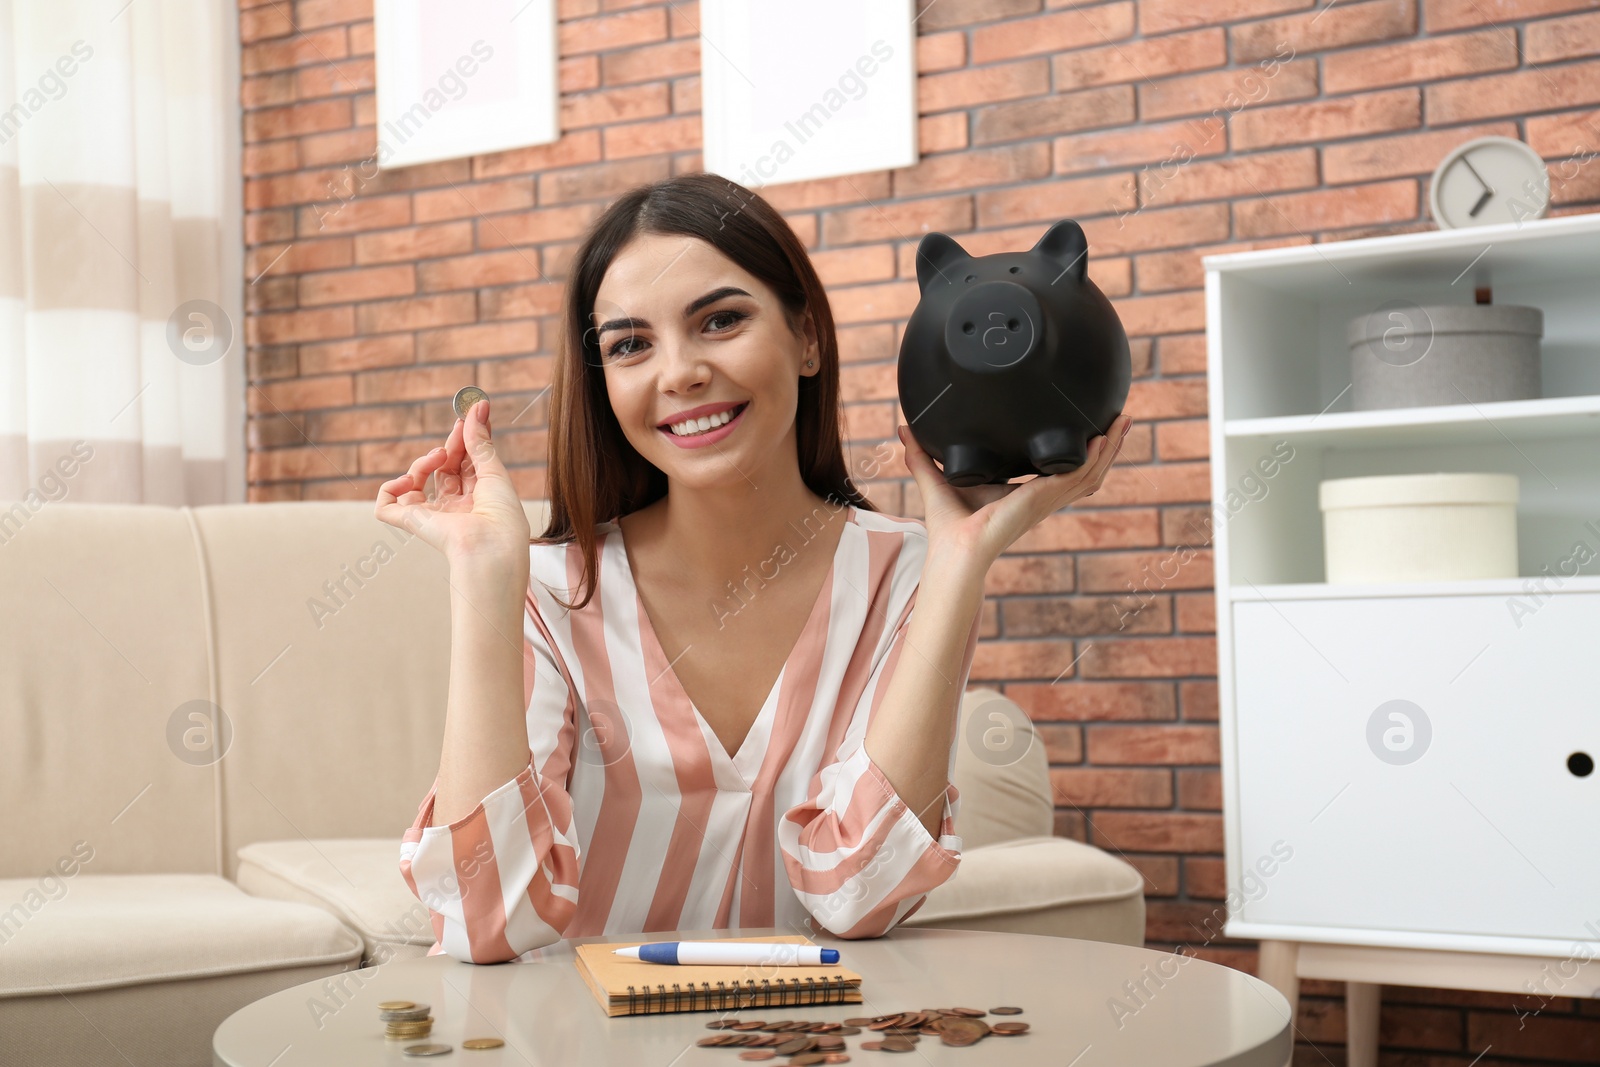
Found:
[399,505,981,963]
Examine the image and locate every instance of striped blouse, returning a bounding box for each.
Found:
[399,504,982,964]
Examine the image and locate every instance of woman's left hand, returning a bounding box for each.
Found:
[898,413,1134,568]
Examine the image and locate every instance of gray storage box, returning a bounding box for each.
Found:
[1346,303,1542,411]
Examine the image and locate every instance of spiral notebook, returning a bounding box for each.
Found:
[573,935,864,1017]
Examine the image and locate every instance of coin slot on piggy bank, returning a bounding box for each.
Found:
[897,218,1131,488]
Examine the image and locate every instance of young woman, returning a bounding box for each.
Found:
[374,173,1132,964]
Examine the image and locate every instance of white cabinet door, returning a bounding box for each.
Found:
[1231,591,1600,948]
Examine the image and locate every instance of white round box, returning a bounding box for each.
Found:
[1318,472,1519,584]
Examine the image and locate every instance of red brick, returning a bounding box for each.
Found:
[893,143,1051,199]
[413,179,535,224]
[1086,204,1231,255]
[242,72,295,109]
[247,374,353,415]
[601,38,700,86]
[1073,461,1210,508]
[1003,594,1173,637]
[1526,109,1600,159]
[416,321,538,363]
[295,58,372,99]
[1181,681,1219,721]
[1527,9,1600,63]
[1128,854,1182,896]
[1231,88,1419,151]
[970,3,1135,64]
[1160,334,1209,375]
[479,282,565,321]
[354,221,473,265]
[1051,767,1173,807]
[239,4,293,42]
[917,31,966,73]
[1425,0,1595,32]
[473,130,603,180]
[915,0,1042,33]
[477,356,554,394]
[809,246,898,288]
[974,85,1136,145]
[561,83,670,130]
[1079,549,1214,594]
[250,306,354,345]
[969,640,1085,683]
[830,282,921,326]
[1054,117,1230,174]
[1127,379,1209,419]
[245,99,352,143]
[1185,856,1228,897]
[242,27,348,76]
[1176,593,1216,633]
[1324,28,1517,94]
[918,60,1050,115]
[1016,680,1178,722]
[354,293,476,334]
[559,8,668,56]
[1156,419,1211,460]
[299,335,415,375]
[295,0,368,29]
[1178,768,1223,811]
[298,264,416,306]
[1426,59,1600,124]
[1141,0,1314,36]
[1114,291,1208,335]
[1054,28,1226,90]
[1035,723,1083,764]
[476,203,605,250]
[1140,58,1317,123]
[417,250,545,292]
[985,555,1077,596]
[298,193,411,237]
[1012,509,1162,552]
[1093,811,1222,853]
[822,196,974,245]
[918,113,968,154]
[603,115,701,160]
[538,157,672,205]
[1231,0,1416,63]
[759,174,892,212]
[1080,636,1218,678]
[248,443,360,482]
[354,365,465,405]
[1235,179,1418,237]
[244,141,299,177]
[1323,122,1520,184]
[1140,148,1317,210]
[976,173,1136,228]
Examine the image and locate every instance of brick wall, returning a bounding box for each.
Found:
[240,0,1600,1061]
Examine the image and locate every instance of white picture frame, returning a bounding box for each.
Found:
[698,0,919,189]
[372,0,558,171]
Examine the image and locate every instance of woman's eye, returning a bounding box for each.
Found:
[706,309,746,331]
[604,335,643,360]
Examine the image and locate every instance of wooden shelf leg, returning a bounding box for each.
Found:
[1256,940,1300,1027]
[1346,981,1380,1067]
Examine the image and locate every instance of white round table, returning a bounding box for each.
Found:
[214,926,1292,1066]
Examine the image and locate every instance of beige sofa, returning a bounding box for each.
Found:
[0,500,1143,1067]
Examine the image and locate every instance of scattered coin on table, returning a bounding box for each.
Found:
[401,1044,453,1057]
[379,1001,434,1041]
[462,1037,505,1049]
[697,1009,1027,1057]
[452,385,489,420]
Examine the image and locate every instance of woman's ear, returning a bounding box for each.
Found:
[798,307,820,373]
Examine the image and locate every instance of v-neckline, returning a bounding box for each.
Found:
[610,505,856,766]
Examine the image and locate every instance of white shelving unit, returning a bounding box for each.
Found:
[1204,211,1600,1066]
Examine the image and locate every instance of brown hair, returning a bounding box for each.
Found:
[532,172,876,612]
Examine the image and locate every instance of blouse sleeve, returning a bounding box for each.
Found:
[398,590,583,964]
[778,587,984,939]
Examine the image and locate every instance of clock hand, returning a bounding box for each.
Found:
[1460,154,1494,197]
[1468,188,1493,217]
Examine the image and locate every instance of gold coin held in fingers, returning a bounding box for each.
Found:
[462,1037,504,1049]
[453,385,489,421]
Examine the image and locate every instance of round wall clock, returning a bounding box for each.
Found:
[1429,135,1551,229]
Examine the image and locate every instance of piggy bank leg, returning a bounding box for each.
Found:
[940,442,1005,487]
[1027,427,1088,476]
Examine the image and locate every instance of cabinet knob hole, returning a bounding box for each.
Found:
[1569,752,1594,778]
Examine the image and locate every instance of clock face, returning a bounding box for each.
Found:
[1430,136,1551,229]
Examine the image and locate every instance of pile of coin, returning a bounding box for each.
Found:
[699,1007,1027,1060]
[380,1001,434,1042]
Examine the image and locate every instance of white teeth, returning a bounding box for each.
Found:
[667,405,741,437]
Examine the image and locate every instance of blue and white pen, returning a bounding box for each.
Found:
[612,941,841,966]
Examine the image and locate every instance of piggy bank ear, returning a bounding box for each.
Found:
[1032,219,1089,284]
[915,231,972,293]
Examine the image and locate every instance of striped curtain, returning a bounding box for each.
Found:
[0,0,235,507]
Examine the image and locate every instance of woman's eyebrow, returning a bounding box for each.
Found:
[594,286,752,335]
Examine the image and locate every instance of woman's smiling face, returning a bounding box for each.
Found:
[592,231,819,489]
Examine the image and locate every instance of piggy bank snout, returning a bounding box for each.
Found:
[943,280,1043,374]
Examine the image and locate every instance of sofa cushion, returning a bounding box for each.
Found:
[236,840,434,965]
[905,835,1145,943]
[0,873,362,996]
[949,687,1056,849]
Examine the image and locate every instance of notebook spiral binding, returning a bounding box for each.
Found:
[623,975,854,1014]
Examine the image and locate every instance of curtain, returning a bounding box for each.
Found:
[0,0,238,508]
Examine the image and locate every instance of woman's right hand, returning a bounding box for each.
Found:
[374,398,530,567]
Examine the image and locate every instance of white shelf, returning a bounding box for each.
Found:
[1224,393,1600,448]
[1230,574,1600,602]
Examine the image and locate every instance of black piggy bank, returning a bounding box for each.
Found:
[896,219,1131,487]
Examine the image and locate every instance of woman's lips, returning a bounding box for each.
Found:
[659,402,748,449]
